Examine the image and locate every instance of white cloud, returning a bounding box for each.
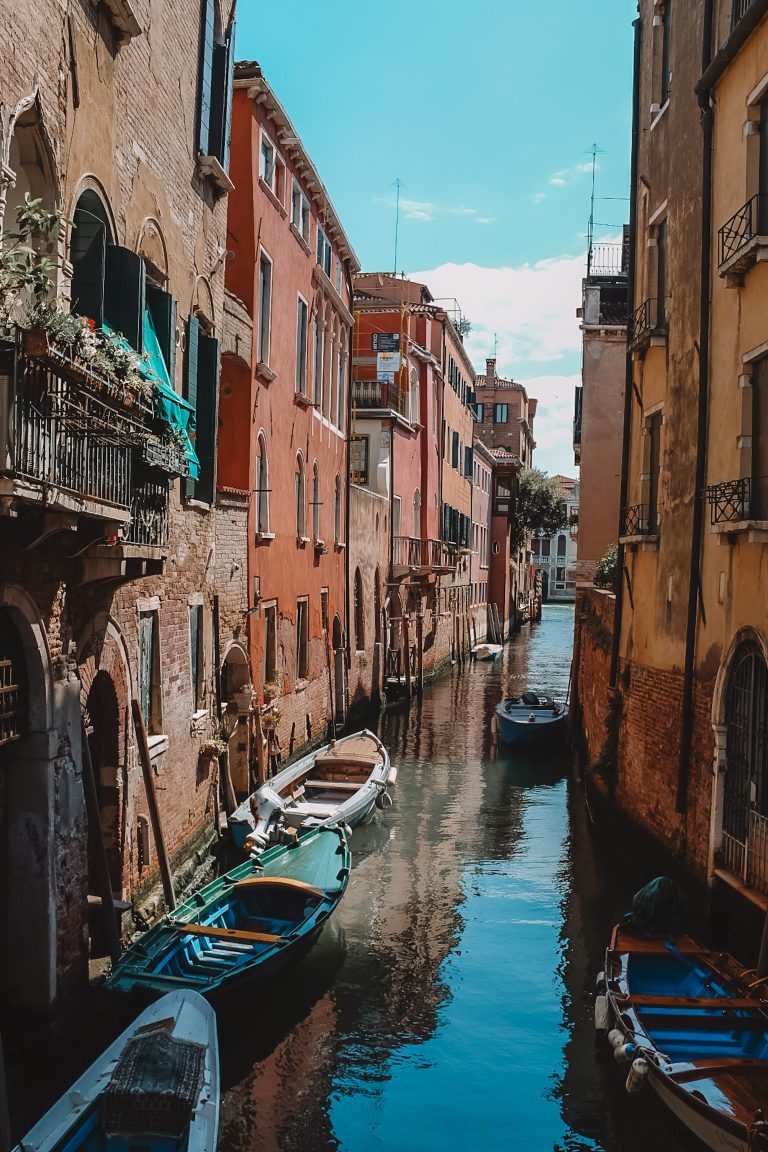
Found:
[476,216,495,225]
[376,195,493,224]
[400,197,436,221]
[449,206,477,216]
[408,255,586,477]
[549,176,567,187]
[533,192,546,205]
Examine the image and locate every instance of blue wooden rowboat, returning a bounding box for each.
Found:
[12,989,218,1152]
[601,926,768,1151]
[106,825,350,998]
[494,692,568,746]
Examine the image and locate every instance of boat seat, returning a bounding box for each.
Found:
[233,876,325,898]
[182,922,280,944]
[623,994,766,1010]
[304,779,360,792]
[284,801,339,822]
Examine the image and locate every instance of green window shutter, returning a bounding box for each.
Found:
[195,332,219,505]
[464,445,473,478]
[104,246,146,352]
[196,0,215,154]
[139,613,154,730]
[146,286,177,384]
[209,20,235,167]
[70,213,106,326]
[183,315,200,499]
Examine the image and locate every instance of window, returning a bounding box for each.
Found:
[312,461,321,541]
[532,537,541,555]
[295,455,306,537]
[321,589,329,634]
[255,432,269,534]
[753,359,768,518]
[656,219,667,326]
[452,430,460,469]
[183,315,219,504]
[334,474,342,544]
[494,477,512,515]
[295,598,308,679]
[350,436,369,485]
[258,252,272,365]
[541,537,551,557]
[475,402,484,423]
[189,604,204,712]
[195,0,234,170]
[262,601,277,687]
[393,495,401,538]
[660,0,671,105]
[494,403,509,424]
[313,313,324,406]
[291,180,310,243]
[556,567,566,584]
[335,256,343,295]
[139,610,162,735]
[354,569,365,651]
[646,410,663,530]
[70,190,111,327]
[557,534,567,557]
[464,445,473,479]
[413,489,421,539]
[316,226,332,277]
[296,295,308,394]
[337,347,346,432]
[259,132,276,189]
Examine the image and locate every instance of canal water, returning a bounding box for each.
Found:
[6,604,701,1151]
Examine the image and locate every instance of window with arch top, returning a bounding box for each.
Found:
[295,454,306,538]
[312,460,321,541]
[255,432,270,534]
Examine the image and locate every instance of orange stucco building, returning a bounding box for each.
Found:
[217,61,359,766]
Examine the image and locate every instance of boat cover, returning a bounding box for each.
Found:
[621,875,688,936]
[103,1029,205,1138]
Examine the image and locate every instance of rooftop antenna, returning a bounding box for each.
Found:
[393,177,401,276]
[586,143,606,276]
[493,332,498,357]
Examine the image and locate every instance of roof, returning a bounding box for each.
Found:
[235,61,360,273]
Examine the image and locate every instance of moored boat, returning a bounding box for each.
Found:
[229,729,394,854]
[106,825,350,998]
[12,989,218,1152]
[600,922,768,1151]
[472,643,503,662]
[494,691,568,746]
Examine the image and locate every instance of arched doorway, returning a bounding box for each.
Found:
[720,641,768,887]
[84,671,121,895]
[332,616,345,726]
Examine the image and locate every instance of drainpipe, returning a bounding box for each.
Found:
[345,263,354,724]
[609,13,642,688]
[677,0,715,812]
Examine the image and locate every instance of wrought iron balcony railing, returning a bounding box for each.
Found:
[392,536,457,571]
[705,477,750,525]
[125,475,170,548]
[731,0,756,29]
[587,243,626,276]
[352,378,408,417]
[718,195,768,267]
[621,504,656,536]
[628,298,662,345]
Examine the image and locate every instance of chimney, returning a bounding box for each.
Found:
[485,357,496,383]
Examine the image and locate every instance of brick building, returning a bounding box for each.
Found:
[218,62,358,767]
[0,0,236,1009]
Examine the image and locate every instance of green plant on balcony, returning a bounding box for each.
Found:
[0,194,62,325]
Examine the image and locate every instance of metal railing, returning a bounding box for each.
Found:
[392,536,457,570]
[628,298,658,344]
[352,378,408,417]
[718,195,767,266]
[731,0,756,29]
[705,477,750,524]
[621,504,654,536]
[720,810,768,896]
[125,475,170,548]
[587,243,626,276]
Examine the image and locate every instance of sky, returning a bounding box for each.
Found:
[236,0,636,477]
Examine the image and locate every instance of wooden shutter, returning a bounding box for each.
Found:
[209,20,235,167]
[139,613,154,730]
[70,213,106,326]
[147,285,177,384]
[195,332,219,505]
[183,315,200,499]
[104,246,146,352]
[196,0,215,154]
[464,445,473,478]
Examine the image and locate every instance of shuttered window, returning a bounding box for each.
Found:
[183,316,218,504]
[139,611,162,734]
[189,604,204,712]
[464,445,473,478]
[104,246,146,352]
[196,0,215,155]
[452,430,459,469]
[70,205,108,326]
[196,1,235,169]
[146,285,177,383]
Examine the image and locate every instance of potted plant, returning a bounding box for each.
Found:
[0,194,63,342]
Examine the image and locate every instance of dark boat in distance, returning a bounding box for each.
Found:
[495,691,568,746]
[106,825,350,998]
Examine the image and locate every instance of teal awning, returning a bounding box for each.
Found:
[101,317,200,480]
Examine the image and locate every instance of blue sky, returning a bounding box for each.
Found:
[236,1,635,475]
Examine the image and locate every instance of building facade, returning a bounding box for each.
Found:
[0,0,235,1009]
[218,62,358,769]
[532,476,579,603]
[469,438,494,641]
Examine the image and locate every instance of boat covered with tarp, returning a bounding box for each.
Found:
[494,691,568,746]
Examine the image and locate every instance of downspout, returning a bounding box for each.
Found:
[609,13,642,688]
[677,0,715,813]
[345,266,354,723]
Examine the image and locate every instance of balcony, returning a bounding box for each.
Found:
[628,298,665,352]
[587,243,626,277]
[731,0,757,29]
[620,504,658,544]
[392,536,457,577]
[351,379,408,419]
[705,477,750,525]
[717,195,768,282]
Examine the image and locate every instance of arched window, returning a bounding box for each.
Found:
[413,489,421,539]
[409,369,420,424]
[312,460,321,541]
[295,454,305,538]
[70,189,113,326]
[354,568,365,651]
[255,432,269,534]
[721,641,768,885]
[334,473,342,545]
[557,534,567,557]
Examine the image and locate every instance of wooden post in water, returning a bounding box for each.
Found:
[0,1029,9,1152]
[253,707,267,786]
[403,616,412,697]
[758,911,768,979]
[416,612,424,695]
[80,722,122,964]
[132,699,176,911]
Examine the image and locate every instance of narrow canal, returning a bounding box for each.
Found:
[6,605,702,1151]
[216,604,699,1152]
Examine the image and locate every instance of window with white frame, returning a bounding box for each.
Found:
[255,432,270,534]
[313,312,324,406]
[335,255,343,295]
[316,226,332,277]
[295,597,308,679]
[296,295,308,394]
[258,251,272,365]
[295,454,306,537]
[334,473,342,544]
[337,346,346,432]
[312,460,321,541]
[291,179,310,243]
[260,131,276,190]
[189,603,204,713]
[139,609,163,735]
